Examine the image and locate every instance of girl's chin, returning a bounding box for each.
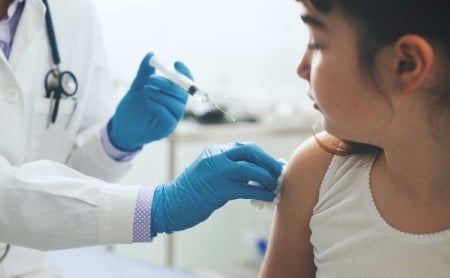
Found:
[321,121,344,139]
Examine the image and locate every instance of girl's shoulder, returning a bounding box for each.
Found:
[259,133,335,277]
[285,133,376,202]
[283,132,334,202]
[278,132,334,224]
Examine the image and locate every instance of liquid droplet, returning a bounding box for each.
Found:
[196,90,237,122]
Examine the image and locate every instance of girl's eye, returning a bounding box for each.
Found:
[306,42,323,50]
[306,35,324,50]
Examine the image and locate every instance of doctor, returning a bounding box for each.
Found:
[0,0,283,277]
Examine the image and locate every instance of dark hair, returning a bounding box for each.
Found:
[301,0,450,155]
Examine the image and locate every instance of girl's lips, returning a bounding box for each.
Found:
[314,103,320,110]
[307,92,320,111]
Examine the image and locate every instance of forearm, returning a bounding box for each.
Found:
[260,137,330,277]
[259,211,316,278]
[0,158,141,250]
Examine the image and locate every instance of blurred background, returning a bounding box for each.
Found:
[48,0,320,277]
[94,0,309,104]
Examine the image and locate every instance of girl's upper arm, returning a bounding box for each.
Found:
[259,133,333,278]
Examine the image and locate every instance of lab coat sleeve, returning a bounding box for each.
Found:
[67,130,132,183]
[0,156,149,251]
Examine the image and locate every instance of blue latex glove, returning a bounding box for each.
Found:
[150,143,284,237]
[108,53,192,151]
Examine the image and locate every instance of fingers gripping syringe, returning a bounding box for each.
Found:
[148,55,236,121]
[149,55,206,99]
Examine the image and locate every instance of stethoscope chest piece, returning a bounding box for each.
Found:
[44,68,78,126]
[45,68,78,98]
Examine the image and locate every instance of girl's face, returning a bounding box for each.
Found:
[297,2,392,144]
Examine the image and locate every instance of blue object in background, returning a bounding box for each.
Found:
[255,237,268,269]
[257,238,268,258]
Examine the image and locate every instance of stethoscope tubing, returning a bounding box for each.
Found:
[42,0,60,65]
[42,0,78,124]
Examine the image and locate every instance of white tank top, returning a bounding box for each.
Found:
[310,153,450,277]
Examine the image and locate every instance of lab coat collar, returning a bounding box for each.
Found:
[7,0,45,69]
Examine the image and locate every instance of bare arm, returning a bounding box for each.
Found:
[259,134,333,278]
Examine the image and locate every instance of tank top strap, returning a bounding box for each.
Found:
[316,153,377,206]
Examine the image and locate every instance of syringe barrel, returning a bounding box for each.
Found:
[149,55,197,95]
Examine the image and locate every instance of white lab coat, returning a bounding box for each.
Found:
[0,0,144,276]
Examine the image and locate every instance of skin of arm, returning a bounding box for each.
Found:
[259,132,333,278]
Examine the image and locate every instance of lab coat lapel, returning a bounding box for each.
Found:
[8,0,46,70]
[0,45,7,64]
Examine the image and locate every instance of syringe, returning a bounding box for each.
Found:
[148,55,236,121]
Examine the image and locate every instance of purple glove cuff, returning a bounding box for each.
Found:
[100,125,140,161]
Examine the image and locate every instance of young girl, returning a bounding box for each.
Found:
[259,0,450,277]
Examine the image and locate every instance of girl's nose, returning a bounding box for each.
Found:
[297,51,311,81]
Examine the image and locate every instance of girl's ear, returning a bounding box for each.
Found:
[393,35,434,95]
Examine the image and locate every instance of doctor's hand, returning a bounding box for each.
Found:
[150,143,284,237]
[108,52,192,151]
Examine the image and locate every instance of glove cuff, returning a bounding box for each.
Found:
[107,119,143,152]
[150,184,168,238]
[101,126,141,161]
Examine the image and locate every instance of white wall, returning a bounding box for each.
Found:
[93,0,309,104]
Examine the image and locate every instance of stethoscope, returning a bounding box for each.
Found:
[42,0,78,127]
[1,0,77,264]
